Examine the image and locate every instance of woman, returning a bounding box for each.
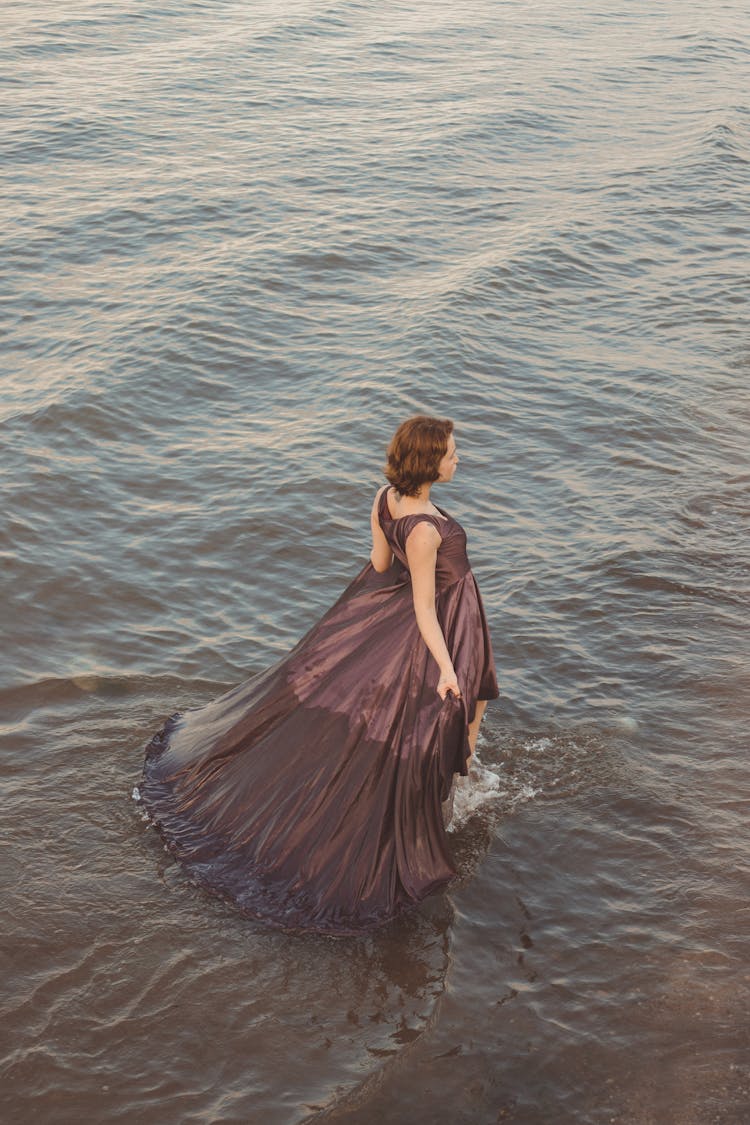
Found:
[137,415,498,934]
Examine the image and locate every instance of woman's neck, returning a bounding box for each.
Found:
[394,483,434,510]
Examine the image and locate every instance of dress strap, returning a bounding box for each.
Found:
[377,485,392,526]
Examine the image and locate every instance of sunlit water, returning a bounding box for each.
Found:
[2,1,749,1122]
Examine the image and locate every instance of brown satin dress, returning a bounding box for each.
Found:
[139,488,499,934]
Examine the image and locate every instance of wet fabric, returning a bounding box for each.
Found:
[139,489,499,934]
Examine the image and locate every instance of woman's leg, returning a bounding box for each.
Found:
[467,700,487,764]
[445,701,488,826]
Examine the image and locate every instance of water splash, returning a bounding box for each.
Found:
[447,726,617,836]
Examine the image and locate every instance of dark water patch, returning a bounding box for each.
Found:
[1,1,227,58]
[0,674,228,726]
[1,115,139,164]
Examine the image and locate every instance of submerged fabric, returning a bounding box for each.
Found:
[139,489,499,934]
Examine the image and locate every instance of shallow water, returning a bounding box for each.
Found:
[2,1,749,1122]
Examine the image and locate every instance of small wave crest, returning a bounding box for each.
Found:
[448,727,614,834]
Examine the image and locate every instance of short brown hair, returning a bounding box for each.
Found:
[384,415,454,497]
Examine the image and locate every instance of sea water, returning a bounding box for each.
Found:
[2,2,749,1121]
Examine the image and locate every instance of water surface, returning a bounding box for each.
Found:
[2,1,749,1122]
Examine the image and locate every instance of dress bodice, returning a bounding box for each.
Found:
[377,488,472,591]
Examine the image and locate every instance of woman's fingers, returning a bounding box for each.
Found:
[437,679,461,700]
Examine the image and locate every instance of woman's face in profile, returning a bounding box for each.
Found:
[437,435,458,482]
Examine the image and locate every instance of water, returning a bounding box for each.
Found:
[2,1,749,1121]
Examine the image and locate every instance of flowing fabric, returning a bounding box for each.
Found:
[139,489,499,934]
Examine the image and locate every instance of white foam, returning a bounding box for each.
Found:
[524,737,552,754]
[447,752,503,830]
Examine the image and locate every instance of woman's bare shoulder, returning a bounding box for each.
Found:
[404,518,442,550]
[371,484,390,512]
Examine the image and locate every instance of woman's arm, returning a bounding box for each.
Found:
[405,522,460,699]
[370,487,394,572]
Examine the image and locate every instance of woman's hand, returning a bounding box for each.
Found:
[437,667,461,700]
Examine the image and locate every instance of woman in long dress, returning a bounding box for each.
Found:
[137,415,499,934]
